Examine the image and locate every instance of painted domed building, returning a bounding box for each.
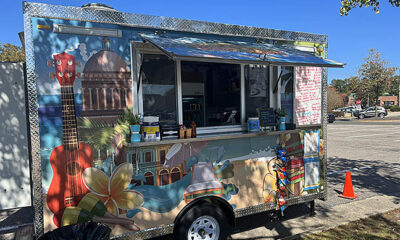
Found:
[81,37,132,117]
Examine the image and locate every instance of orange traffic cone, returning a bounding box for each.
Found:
[339,171,358,199]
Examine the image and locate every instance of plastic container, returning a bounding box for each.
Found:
[130,125,141,143]
[279,116,286,131]
[248,117,260,132]
[142,116,160,142]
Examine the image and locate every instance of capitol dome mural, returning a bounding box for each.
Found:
[81,37,132,117]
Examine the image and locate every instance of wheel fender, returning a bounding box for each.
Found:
[173,196,235,230]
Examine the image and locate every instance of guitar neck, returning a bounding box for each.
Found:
[61,86,79,150]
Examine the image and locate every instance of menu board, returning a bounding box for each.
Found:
[295,66,322,125]
[259,107,276,127]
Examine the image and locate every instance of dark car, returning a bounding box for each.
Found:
[328,113,335,123]
[355,106,387,119]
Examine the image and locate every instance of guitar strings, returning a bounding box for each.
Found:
[67,61,84,197]
[59,60,74,201]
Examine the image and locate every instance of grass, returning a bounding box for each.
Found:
[298,208,400,240]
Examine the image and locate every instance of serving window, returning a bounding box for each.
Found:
[245,65,269,119]
[181,62,241,127]
[280,66,294,125]
[134,47,296,135]
[141,54,177,125]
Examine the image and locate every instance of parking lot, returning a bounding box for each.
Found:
[324,121,400,207]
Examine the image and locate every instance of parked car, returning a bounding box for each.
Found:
[355,106,387,119]
[332,106,358,114]
[328,113,335,123]
[332,107,344,113]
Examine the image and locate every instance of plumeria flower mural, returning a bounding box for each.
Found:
[83,163,144,216]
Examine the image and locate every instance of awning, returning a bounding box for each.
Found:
[139,33,344,68]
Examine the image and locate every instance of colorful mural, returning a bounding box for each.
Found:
[32,16,324,236]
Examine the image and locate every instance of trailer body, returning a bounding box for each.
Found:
[23,2,343,239]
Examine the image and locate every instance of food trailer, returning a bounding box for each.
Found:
[23,2,343,239]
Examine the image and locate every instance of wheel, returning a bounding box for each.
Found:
[175,203,232,240]
[378,113,384,118]
[358,114,365,119]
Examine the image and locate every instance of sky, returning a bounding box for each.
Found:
[3,0,400,82]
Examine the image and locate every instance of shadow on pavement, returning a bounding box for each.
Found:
[149,203,312,240]
[232,203,311,240]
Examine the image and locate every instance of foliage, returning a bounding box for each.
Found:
[328,86,345,111]
[347,49,397,109]
[331,79,350,93]
[390,105,400,111]
[340,0,400,15]
[80,108,140,150]
[118,108,141,125]
[276,108,287,117]
[0,43,25,62]
[80,118,115,151]
[388,75,400,96]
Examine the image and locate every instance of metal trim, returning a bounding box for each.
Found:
[240,64,246,124]
[130,42,139,115]
[111,224,174,240]
[176,59,183,125]
[174,56,342,68]
[23,2,328,44]
[53,23,122,37]
[23,6,44,237]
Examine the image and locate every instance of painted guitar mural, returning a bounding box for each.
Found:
[47,52,94,227]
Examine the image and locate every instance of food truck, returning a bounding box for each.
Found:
[23,2,344,239]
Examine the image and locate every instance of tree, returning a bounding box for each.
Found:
[328,86,345,111]
[331,78,350,93]
[340,0,400,15]
[357,49,397,115]
[388,75,400,97]
[346,76,368,105]
[0,43,25,62]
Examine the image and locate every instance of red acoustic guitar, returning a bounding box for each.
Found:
[47,52,94,227]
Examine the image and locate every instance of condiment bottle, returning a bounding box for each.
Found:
[179,125,185,139]
[191,121,197,138]
[185,128,192,138]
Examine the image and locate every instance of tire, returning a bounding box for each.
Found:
[174,203,232,240]
[359,114,365,119]
[378,113,384,118]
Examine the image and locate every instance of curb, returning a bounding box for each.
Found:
[336,118,357,121]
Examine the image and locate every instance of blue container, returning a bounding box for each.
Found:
[130,125,141,133]
[131,134,141,143]
[130,125,141,143]
[279,117,286,131]
[248,118,260,132]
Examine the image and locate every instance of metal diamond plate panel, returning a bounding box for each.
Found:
[110,224,174,240]
[23,8,44,237]
[23,2,327,44]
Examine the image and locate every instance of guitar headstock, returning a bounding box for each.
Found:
[49,52,81,86]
